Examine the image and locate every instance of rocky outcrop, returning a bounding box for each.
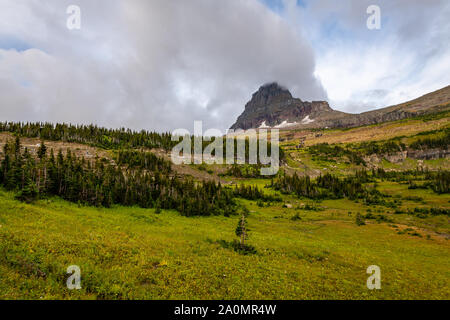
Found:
[364,149,450,165]
[407,148,450,160]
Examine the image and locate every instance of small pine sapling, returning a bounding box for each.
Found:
[235,207,250,248]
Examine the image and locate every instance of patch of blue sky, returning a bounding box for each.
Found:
[260,0,307,12]
[296,0,307,8]
[260,0,284,13]
[313,12,390,50]
[321,18,351,39]
[309,15,354,49]
[19,80,32,88]
[0,35,32,52]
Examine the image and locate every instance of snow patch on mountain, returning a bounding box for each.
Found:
[274,120,298,128]
[301,115,315,124]
[259,121,270,128]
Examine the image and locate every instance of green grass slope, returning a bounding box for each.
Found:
[0,186,448,300]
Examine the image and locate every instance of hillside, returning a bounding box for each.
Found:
[0,107,449,300]
[278,111,450,177]
[230,83,450,130]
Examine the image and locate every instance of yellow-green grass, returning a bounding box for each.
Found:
[0,185,449,300]
[374,181,450,232]
[283,149,449,177]
[305,117,450,146]
[283,148,363,177]
[280,116,449,151]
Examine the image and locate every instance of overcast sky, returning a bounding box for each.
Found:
[0,0,449,132]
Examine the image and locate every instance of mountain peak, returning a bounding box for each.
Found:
[247,82,293,110]
[259,82,290,94]
[230,82,332,130]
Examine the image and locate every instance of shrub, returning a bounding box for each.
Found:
[355,213,366,226]
[214,239,257,255]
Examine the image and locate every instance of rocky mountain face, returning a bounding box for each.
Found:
[230,83,450,130]
[230,83,344,130]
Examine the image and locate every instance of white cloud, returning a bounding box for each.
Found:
[0,0,325,132]
[281,0,450,112]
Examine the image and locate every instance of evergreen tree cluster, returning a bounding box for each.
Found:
[272,172,377,200]
[272,168,450,200]
[371,167,450,194]
[308,143,365,165]
[116,150,172,173]
[223,164,274,178]
[409,128,450,150]
[356,140,405,155]
[233,184,282,202]
[272,173,319,198]
[369,167,437,183]
[0,137,237,216]
[315,173,368,199]
[429,170,450,194]
[394,207,450,217]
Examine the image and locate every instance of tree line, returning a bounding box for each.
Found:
[271,172,370,200]
[0,122,176,150]
[409,128,450,150]
[0,122,284,164]
[233,183,282,202]
[271,168,450,201]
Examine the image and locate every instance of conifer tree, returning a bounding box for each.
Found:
[15,178,39,203]
[235,207,250,248]
[155,199,162,214]
[37,140,47,160]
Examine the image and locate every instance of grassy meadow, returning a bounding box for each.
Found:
[0,179,449,300]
